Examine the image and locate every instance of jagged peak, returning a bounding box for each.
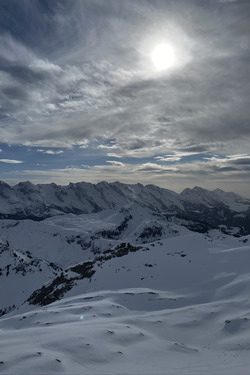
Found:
[0,180,249,221]
[15,181,35,187]
[185,186,208,193]
[0,181,11,189]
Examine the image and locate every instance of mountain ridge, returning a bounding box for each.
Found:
[0,180,249,236]
[0,180,249,214]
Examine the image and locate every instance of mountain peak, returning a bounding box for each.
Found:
[0,181,249,231]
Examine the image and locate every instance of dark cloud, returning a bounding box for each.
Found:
[0,61,47,84]
[231,158,250,166]
[177,145,209,153]
[1,85,28,101]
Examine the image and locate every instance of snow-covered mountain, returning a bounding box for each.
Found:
[0,180,250,235]
[0,180,250,374]
[0,203,190,315]
[0,240,61,316]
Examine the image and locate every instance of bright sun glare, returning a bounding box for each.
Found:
[151,43,175,71]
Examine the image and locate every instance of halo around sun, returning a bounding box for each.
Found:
[151,43,175,71]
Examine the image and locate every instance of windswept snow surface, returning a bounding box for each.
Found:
[1,226,250,374]
[2,287,250,375]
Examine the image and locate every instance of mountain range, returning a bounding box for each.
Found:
[0,180,249,234]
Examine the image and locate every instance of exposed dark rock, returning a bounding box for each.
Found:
[28,261,96,307]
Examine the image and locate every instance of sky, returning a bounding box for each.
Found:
[0,0,250,197]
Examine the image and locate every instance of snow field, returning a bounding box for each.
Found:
[1,286,250,374]
[0,206,250,374]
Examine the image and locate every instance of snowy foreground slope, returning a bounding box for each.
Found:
[1,231,250,374]
[0,182,250,374]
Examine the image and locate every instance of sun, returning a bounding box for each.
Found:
[151,43,175,71]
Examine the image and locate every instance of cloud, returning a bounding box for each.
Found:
[0,0,249,198]
[2,152,248,196]
[0,159,23,164]
[204,154,250,169]
[0,0,249,155]
[155,155,182,162]
[107,153,122,159]
[137,162,168,172]
[106,161,125,167]
[37,149,64,155]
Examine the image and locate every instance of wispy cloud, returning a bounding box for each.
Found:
[155,155,182,162]
[0,159,23,164]
[107,153,122,159]
[106,160,125,167]
[2,151,248,196]
[37,149,64,155]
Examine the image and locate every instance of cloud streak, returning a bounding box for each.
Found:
[0,159,23,164]
[1,151,249,196]
[37,149,64,155]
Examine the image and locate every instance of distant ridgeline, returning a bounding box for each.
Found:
[0,180,249,235]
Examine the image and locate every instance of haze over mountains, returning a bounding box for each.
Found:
[0,180,250,374]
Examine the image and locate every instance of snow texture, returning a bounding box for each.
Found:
[0,181,250,374]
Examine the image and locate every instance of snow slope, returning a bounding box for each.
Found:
[1,232,250,374]
[0,240,62,315]
[1,181,250,374]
